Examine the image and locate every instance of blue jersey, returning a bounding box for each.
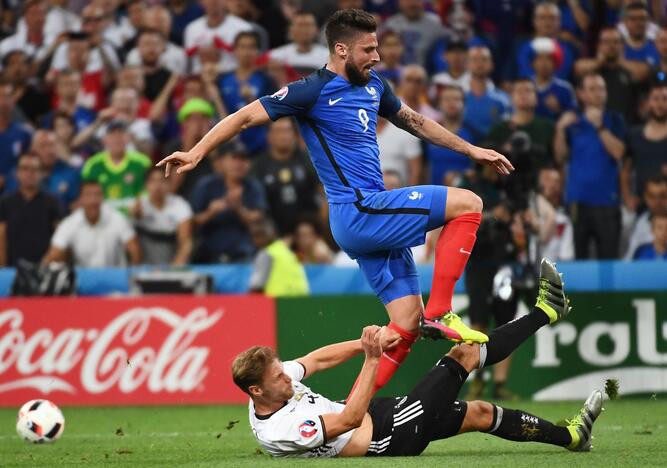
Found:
[259,68,402,203]
[624,41,660,67]
[534,77,578,121]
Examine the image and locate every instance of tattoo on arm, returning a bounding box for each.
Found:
[388,106,426,139]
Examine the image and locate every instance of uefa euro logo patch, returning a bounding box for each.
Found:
[299,420,318,438]
[271,86,289,101]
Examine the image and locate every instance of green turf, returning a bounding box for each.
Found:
[1,399,666,467]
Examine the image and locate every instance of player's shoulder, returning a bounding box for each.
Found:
[552,77,575,91]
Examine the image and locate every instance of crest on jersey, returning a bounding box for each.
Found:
[271,86,289,101]
[299,420,318,438]
[365,86,377,99]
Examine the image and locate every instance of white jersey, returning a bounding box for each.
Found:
[249,361,354,458]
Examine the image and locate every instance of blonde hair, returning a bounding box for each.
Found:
[231,346,277,395]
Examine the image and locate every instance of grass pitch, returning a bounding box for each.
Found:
[1,399,666,467]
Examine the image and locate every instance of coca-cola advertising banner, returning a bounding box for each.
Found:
[0,295,276,406]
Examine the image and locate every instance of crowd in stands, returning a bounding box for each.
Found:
[0,0,666,278]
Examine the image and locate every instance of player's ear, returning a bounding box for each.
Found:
[334,42,347,59]
[248,385,262,398]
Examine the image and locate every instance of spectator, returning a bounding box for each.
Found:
[633,213,667,259]
[291,218,334,264]
[621,2,660,67]
[129,29,174,102]
[131,167,193,266]
[625,175,667,259]
[52,112,83,168]
[556,0,592,46]
[463,46,511,140]
[376,29,404,87]
[377,114,422,186]
[74,87,154,155]
[0,81,32,192]
[530,38,578,121]
[385,0,448,67]
[225,0,271,51]
[398,64,441,122]
[0,0,50,66]
[622,83,667,211]
[126,6,187,76]
[218,31,275,154]
[269,11,328,77]
[0,153,61,267]
[515,3,577,80]
[190,143,267,263]
[2,50,50,125]
[41,69,96,132]
[486,79,555,199]
[248,217,309,297]
[431,39,469,93]
[81,120,152,213]
[168,0,205,46]
[48,30,117,111]
[555,73,626,259]
[164,98,216,197]
[115,66,152,118]
[537,167,575,261]
[425,85,473,186]
[99,0,139,52]
[654,25,667,80]
[4,130,80,209]
[43,180,141,267]
[575,28,646,124]
[251,118,320,235]
[16,0,80,47]
[183,0,253,73]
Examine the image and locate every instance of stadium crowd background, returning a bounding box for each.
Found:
[0,0,666,280]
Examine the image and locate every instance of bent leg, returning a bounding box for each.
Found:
[424,187,482,319]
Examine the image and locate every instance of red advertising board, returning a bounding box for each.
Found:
[0,295,275,406]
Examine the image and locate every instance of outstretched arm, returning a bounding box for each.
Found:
[295,326,400,379]
[388,102,514,175]
[156,100,271,176]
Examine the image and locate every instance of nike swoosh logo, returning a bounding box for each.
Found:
[459,248,471,255]
[328,97,342,105]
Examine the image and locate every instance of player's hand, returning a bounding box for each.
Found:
[156,151,202,177]
[468,146,514,176]
[378,326,401,351]
[360,326,382,359]
[557,111,578,130]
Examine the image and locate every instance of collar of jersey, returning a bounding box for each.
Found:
[254,400,288,420]
[102,152,130,174]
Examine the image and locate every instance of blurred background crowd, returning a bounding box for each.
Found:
[0,0,666,283]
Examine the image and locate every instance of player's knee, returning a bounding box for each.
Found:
[465,191,483,214]
[468,400,495,431]
[446,343,480,372]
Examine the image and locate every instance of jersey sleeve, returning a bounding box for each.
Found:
[282,360,306,382]
[378,75,402,118]
[265,413,326,453]
[258,77,321,120]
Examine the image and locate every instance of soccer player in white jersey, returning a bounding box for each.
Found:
[233,261,603,458]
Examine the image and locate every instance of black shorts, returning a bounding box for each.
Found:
[365,357,469,457]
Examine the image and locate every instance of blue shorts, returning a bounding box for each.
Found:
[329,186,448,305]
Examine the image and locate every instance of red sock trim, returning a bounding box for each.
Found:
[387,322,418,343]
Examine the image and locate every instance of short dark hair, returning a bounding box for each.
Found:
[623,1,649,15]
[1,50,27,68]
[649,81,667,95]
[232,346,278,395]
[80,179,103,191]
[324,9,377,52]
[439,84,465,99]
[577,72,603,89]
[234,30,260,48]
[513,77,536,89]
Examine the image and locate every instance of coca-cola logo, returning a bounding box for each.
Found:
[0,307,223,395]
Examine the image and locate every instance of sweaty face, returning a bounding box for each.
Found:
[343,32,380,86]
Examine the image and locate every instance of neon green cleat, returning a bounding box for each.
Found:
[566,389,604,452]
[535,258,571,324]
[420,312,489,344]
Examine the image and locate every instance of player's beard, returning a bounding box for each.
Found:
[345,59,371,86]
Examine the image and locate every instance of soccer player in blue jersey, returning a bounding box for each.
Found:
[158,9,514,394]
